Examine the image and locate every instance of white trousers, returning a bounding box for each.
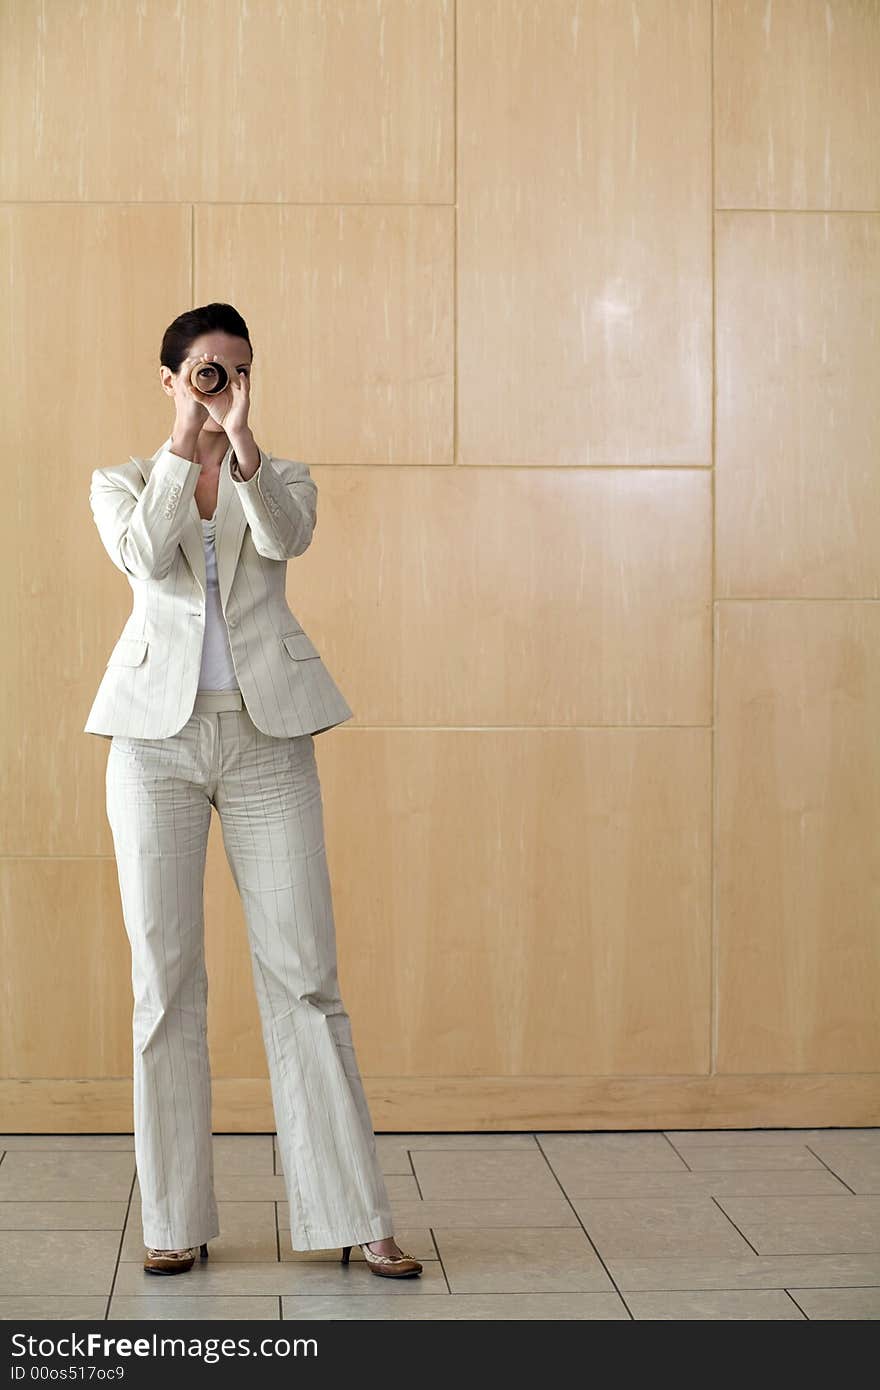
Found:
[105,687,394,1252]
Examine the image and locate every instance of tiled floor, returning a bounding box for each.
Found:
[0,1128,878,1320]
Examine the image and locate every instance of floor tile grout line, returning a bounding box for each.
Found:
[782,1288,809,1317]
[617,1290,638,1318]
[78,1282,880,1295]
[99,1284,643,1298]
[406,1148,452,1291]
[602,1284,880,1294]
[427,1226,447,1289]
[785,1284,880,1290]
[272,1133,285,1259]
[550,1178,872,1193]
[709,1194,760,1255]
[3,1180,874,1208]
[660,1133,694,1170]
[533,1134,633,1319]
[406,1150,425,1200]
[3,1180,874,1210]
[662,1128,880,1136]
[104,1167,138,1320]
[803,1143,858,1195]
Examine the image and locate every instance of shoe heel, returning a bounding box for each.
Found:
[340,1245,352,1264]
[200,1242,209,1258]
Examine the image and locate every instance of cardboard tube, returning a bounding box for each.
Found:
[189,360,229,395]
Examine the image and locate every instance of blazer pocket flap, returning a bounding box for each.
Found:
[282,631,320,661]
[107,636,149,667]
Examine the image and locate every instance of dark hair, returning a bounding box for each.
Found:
[159,302,254,374]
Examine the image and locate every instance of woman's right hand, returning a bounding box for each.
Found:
[171,354,211,432]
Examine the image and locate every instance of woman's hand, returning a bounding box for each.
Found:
[171,355,210,433]
[189,353,251,435]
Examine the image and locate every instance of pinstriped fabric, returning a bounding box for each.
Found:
[105,690,394,1252]
[85,438,354,742]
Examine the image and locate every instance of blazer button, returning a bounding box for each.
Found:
[227,614,239,628]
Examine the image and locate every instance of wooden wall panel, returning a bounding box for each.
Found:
[457,0,712,466]
[319,727,712,1077]
[716,212,880,599]
[716,602,880,1073]
[195,205,454,466]
[0,0,454,204]
[715,0,880,211]
[0,205,191,861]
[282,466,712,727]
[0,857,132,1076]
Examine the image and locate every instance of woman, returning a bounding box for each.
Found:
[85,302,421,1279]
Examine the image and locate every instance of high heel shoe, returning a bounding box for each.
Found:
[143,1241,210,1275]
[340,1240,422,1278]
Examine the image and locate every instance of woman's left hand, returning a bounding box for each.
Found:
[191,355,250,434]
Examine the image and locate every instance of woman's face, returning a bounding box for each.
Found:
[161,332,253,433]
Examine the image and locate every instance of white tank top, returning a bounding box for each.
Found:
[197,516,239,691]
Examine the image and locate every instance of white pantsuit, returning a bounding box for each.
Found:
[86,436,392,1251]
[105,688,394,1251]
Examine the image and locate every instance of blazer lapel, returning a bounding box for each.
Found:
[133,437,247,607]
[214,447,248,612]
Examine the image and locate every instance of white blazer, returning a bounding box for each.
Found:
[84,436,354,741]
